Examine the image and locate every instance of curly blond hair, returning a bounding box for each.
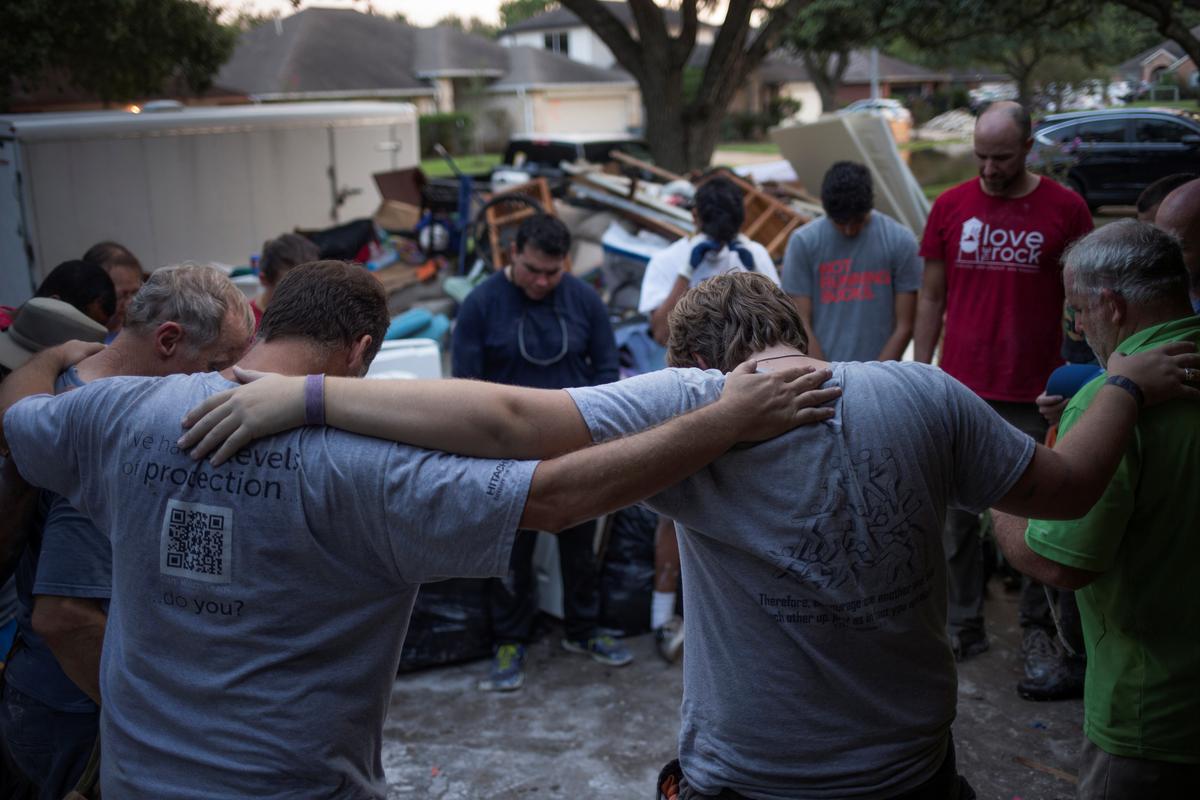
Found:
[666,272,808,372]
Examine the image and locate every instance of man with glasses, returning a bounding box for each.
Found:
[452,213,626,690]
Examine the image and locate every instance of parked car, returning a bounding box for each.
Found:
[494,133,652,195]
[1030,107,1200,209]
[838,98,914,126]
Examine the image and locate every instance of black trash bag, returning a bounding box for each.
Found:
[598,505,657,637]
[398,577,493,672]
[302,218,377,261]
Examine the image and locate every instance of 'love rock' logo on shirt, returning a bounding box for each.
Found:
[957,216,1044,272]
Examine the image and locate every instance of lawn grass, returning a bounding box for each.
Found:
[717,141,782,154]
[922,181,958,201]
[1122,99,1199,111]
[900,137,970,151]
[420,153,502,177]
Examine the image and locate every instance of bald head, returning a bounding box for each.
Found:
[1155,179,1200,295]
[974,101,1034,196]
[1156,179,1200,241]
[976,101,1032,144]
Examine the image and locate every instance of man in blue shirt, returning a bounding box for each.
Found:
[452,214,626,690]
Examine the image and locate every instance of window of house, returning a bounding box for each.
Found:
[544,32,569,56]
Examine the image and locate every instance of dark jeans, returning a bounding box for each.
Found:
[944,400,1076,642]
[1077,737,1200,798]
[0,680,97,800]
[490,522,600,644]
[663,736,975,800]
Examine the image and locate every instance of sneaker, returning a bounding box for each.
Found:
[950,628,989,662]
[1017,628,1084,702]
[478,643,525,692]
[655,616,684,664]
[561,634,634,667]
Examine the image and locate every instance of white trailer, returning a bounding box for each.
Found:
[0,101,419,303]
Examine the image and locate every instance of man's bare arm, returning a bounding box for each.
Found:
[877,292,917,362]
[182,375,593,465]
[912,259,945,364]
[32,596,106,705]
[990,511,1099,590]
[520,362,839,531]
[788,295,825,359]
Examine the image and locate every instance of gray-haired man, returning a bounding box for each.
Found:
[0,264,252,798]
[993,220,1200,797]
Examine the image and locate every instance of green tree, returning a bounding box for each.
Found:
[781,0,885,113]
[435,14,500,37]
[0,0,236,110]
[1112,1,1200,79]
[561,0,810,172]
[500,0,554,29]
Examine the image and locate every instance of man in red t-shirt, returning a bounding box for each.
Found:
[914,102,1094,696]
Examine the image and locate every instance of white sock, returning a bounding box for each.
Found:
[652,591,675,629]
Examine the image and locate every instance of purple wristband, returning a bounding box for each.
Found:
[305,374,325,426]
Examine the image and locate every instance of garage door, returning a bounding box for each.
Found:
[539,94,630,134]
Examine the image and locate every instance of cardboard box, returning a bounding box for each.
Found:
[375,200,421,232]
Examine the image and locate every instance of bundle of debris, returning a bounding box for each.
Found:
[917,108,977,141]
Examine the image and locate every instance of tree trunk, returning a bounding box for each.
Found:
[561,0,809,172]
[801,51,849,114]
[640,69,691,174]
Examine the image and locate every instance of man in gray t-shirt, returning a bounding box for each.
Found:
[783,162,922,362]
[0,262,826,800]
[571,362,1032,798]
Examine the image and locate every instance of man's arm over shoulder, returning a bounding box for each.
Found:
[523,363,837,532]
[566,368,722,444]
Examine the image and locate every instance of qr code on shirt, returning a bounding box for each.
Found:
[159,499,233,584]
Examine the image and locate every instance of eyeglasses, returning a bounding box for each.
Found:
[517,307,569,366]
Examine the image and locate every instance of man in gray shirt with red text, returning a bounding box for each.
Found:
[783,161,922,362]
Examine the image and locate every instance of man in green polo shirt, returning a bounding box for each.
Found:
[993,219,1200,797]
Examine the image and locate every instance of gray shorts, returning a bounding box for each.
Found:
[1077,737,1200,799]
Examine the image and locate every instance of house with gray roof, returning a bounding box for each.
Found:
[499,0,719,68]
[499,2,995,125]
[218,8,639,149]
[1118,25,1200,90]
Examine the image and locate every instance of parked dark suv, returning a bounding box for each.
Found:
[1030,107,1200,209]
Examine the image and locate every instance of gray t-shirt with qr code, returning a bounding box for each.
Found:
[4,372,537,800]
[567,363,1033,799]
